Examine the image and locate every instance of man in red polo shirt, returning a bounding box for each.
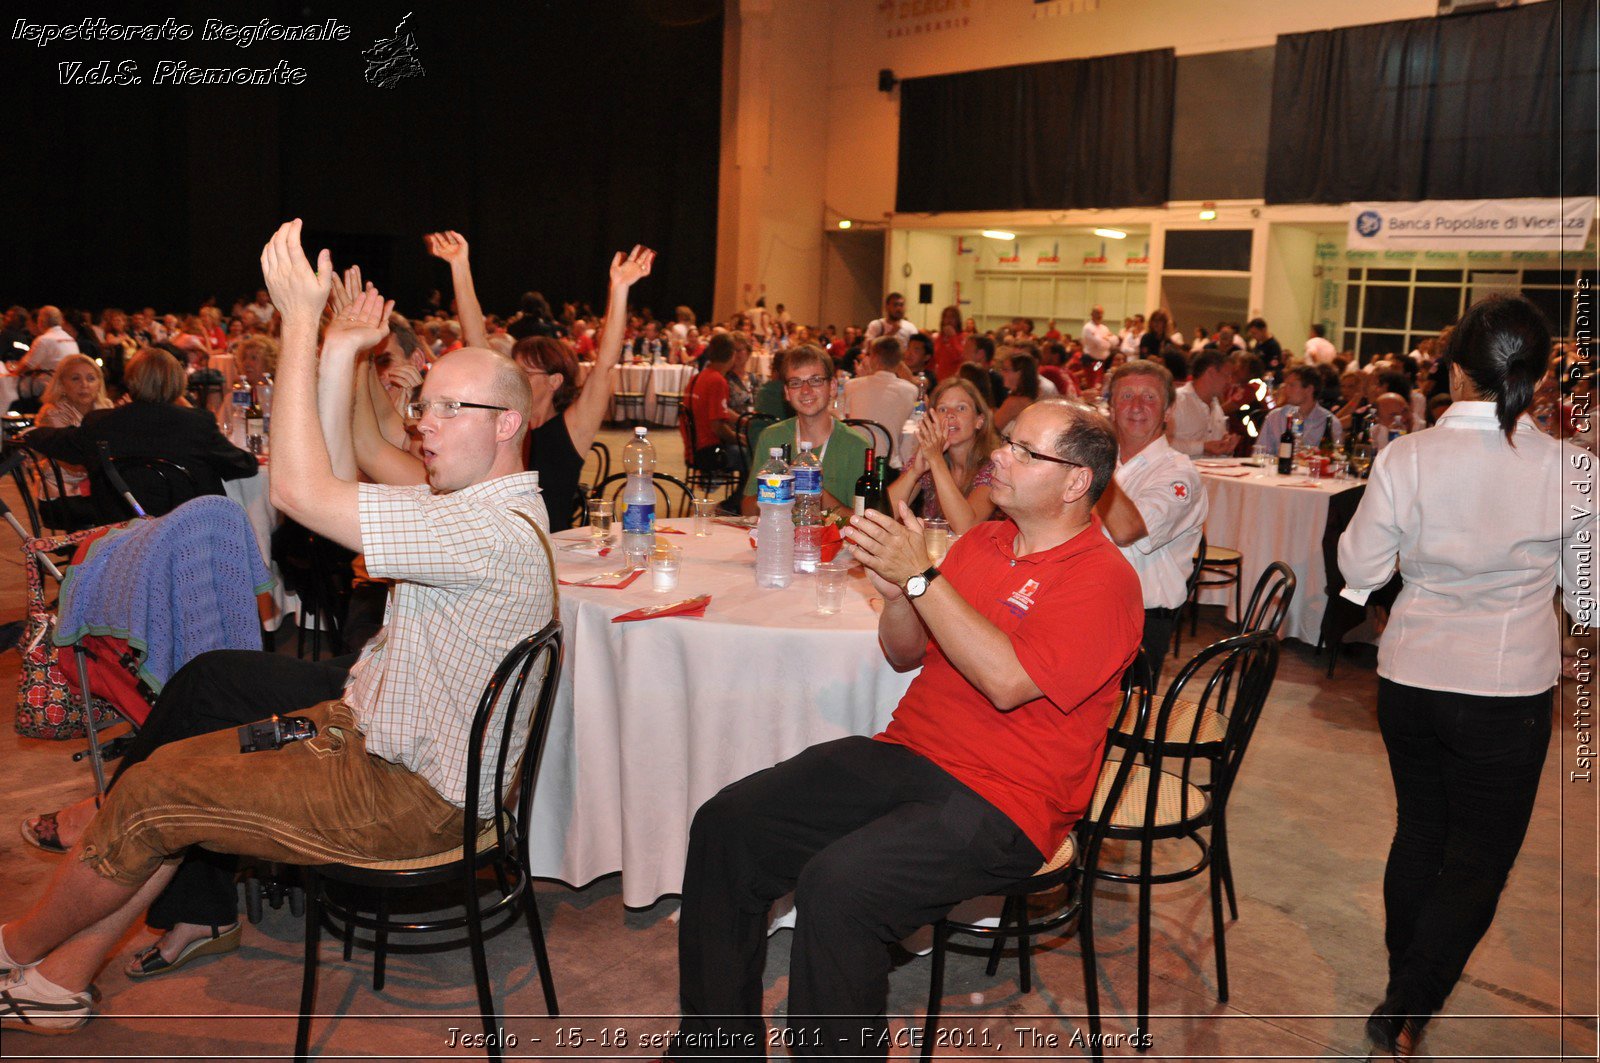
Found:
[668,400,1143,1059]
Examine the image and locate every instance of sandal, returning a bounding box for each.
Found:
[125,924,241,980]
[19,814,68,855]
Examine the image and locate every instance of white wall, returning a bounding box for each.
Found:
[1262,224,1326,356]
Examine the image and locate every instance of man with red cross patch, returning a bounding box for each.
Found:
[1096,359,1208,683]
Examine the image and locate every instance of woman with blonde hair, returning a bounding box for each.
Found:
[887,376,1003,534]
[37,354,113,429]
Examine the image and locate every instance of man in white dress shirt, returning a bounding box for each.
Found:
[1080,305,1118,365]
[844,336,920,466]
[1304,323,1337,366]
[862,292,918,353]
[16,306,80,400]
[1095,360,1208,682]
[1261,365,1344,449]
[1168,349,1238,457]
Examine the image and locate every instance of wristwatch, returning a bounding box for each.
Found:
[904,565,941,599]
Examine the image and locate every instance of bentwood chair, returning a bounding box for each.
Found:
[1189,542,1243,636]
[294,619,565,1063]
[1085,633,1280,1049]
[921,655,1153,1062]
[678,384,743,502]
[1171,534,1207,660]
[843,418,894,460]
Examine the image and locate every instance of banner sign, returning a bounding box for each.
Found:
[1348,199,1594,252]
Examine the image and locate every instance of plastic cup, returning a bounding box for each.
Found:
[815,559,849,615]
[587,498,613,543]
[649,543,682,592]
[923,518,951,565]
[693,497,717,537]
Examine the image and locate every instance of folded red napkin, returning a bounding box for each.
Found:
[559,568,644,589]
[655,526,687,535]
[612,594,712,623]
[1201,468,1254,478]
[818,524,844,562]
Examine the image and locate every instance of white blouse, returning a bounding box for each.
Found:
[1338,401,1594,696]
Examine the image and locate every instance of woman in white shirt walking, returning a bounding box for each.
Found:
[1339,295,1587,1060]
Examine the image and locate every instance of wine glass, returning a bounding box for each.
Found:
[1349,444,1375,478]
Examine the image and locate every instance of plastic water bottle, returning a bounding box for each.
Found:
[831,374,849,419]
[257,373,274,437]
[755,447,794,588]
[229,383,251,447]
[791,441,823,574]
[621,426,656,568]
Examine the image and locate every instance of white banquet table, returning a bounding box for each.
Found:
[1194,461,1363,645]
[223,464,301,630]
[526,520,917,906]
[606,363,693,426]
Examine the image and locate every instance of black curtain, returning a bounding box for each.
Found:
[0,0,723,320]
[1266,0,1598,203]
[896,49,1175,213]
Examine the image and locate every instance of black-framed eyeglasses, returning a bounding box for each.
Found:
[403,399,510,419]
[1005,440,1082,467]
[784,376,829,391]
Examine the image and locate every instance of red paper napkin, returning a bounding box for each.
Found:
[559,568,644,589]
[612,594,711,623]
[655,526,687,535]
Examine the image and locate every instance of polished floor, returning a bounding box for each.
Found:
[0,456,1594,1061]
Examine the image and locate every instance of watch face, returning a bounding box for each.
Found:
[906,574,929,598]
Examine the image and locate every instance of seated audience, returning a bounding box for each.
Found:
[36,354,113,430]
[1261,365,1344,449]
[994,350,1041,433]
[16,306,79,403]
[1169,349,1239,457]
[1095,360,1208,683]
[741,345,867,518]
[751,347,791,420]
[683,333,746,485]
[887,377,1001,534]
[24,348,257,524]
[667,400,1141,1058]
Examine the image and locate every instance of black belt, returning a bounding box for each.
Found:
[1145,606,1181,619]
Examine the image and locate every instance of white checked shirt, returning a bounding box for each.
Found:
[1169,381,1228,457]
[1109,436,1208,609]
[1338,402,1592,696]
[345,472,554,812]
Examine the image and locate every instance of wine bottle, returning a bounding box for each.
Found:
[872,455,893,515]
[853,448,877,518]
[1276,419,1295,475]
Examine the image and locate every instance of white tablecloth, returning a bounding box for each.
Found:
[223,467,301,631]
[526,520,917,905]
[606,363,694,426]
[1195,461,1362,644]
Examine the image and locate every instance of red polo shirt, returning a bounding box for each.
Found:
[878,516,1142,856]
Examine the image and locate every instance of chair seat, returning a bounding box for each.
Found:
[1116,695,1228,746]
[1089,762,1210,829]
[1034,831,1076,875]
[1201,545,1241,564]
[334,812,508,872]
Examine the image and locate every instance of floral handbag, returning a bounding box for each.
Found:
[14,530,119,740]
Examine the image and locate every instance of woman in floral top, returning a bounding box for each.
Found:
[887,376,1003,534]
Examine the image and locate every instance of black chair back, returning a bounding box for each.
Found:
[1240,561,1297,637]
[843,418,893,457]
[594,471,695,519]
[108,456,207,518]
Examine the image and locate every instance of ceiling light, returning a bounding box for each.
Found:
[837,219,852,230]
[1199,208,1217,221]
[981,229,1015,240]
[1093,228,1127,240]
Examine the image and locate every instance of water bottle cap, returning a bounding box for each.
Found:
[798,441,813,451]
[769,447,783,457]
[634,426,648,436]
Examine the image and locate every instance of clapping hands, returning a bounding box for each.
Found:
[325,284,395,357]
[260,220,332,329]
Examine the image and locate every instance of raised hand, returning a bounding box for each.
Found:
[915,412,949,467]
[844,502,930,594]
[260,220,332,328]
[609,245,655,289]
[324,285,395,356]
[330,265,365,316]
[426,230,469,264]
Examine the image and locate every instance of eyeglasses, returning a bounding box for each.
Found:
[784,376,829,391]
[402,399,510,419]
[1004,440,1082,467]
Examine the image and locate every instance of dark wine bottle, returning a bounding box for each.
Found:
[853,448,877,517]
[1276,419,1295,475]
[871,455,893,515]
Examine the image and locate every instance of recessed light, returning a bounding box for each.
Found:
[1093,228,1127,240]
[981,229,1016,240]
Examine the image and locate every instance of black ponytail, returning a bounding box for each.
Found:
[1440,295,1552,445]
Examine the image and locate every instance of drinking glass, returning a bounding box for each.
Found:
[692,497,717,537]
[1350,444,1375,478]
[815,559,849,615]
[1250,443,1272,468]
[649,543,682,592]
[923,518,951,565]
[587,498,613,544]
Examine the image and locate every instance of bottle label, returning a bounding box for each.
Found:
[1278,442,1293,459]
[853,495,866,518]
[622,502,655,534]
[793,466,822,494]
[757,473,794,505]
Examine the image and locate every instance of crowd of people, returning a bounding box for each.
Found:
[0,226,1588,1063]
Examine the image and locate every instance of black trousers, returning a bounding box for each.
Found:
[673,736,1044,1060]
[1141,608,1175,687]
[1376,678,1551,1018]
[109,650,354,928]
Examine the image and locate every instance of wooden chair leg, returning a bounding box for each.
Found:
[920,921,948,1062]
[463,870,502,1063]
[295,872,322,1063]
[517,866,559,1016]
[372,888,389,992]
[1078,876,1106,1063]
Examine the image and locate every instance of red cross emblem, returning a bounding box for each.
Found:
[1172,482,1189,500]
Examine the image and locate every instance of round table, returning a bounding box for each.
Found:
[606,363,694,426]
[525,519,917,906]
[1194,460,1363,644]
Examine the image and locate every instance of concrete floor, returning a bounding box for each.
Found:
[1,442,1595,1061]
